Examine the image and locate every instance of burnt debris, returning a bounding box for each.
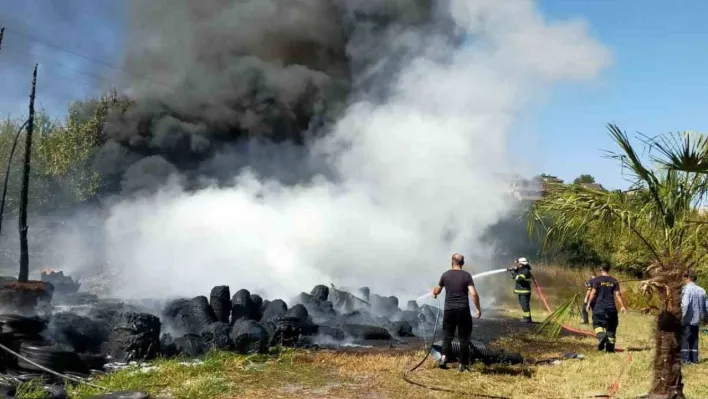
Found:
[0,276,438,392]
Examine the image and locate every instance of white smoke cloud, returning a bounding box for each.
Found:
[56,0,611,302]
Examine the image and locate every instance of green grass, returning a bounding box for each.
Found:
[65,349,350,399]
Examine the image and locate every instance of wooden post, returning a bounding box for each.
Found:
[18,64,37,282]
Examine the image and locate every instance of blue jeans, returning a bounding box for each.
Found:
[682,324,699,363]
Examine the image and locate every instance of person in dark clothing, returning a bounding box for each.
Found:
[581,271,597,324]
[432,253,481,373]
[586,264,627,352]
[508,257,534,323]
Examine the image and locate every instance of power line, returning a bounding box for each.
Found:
[0,57,112,92]
[2,26,176,91]
[0,44,123,88]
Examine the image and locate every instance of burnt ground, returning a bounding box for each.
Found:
[328,311,538,355]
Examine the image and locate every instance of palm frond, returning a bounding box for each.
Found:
[605,124,668,219]
[529,183,663,264]
[651,131,708,174]
[534,294,580,339]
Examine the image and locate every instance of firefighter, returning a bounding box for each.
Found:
[508,257,534,323]
[586,264,627,352]
[580,271,596,324]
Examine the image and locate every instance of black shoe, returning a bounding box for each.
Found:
[438,356,449,369]
[457,364,470,373]
[597,339,607,351]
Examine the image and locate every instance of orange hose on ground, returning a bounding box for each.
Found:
[532,279,625,352]
[532,279,633,398]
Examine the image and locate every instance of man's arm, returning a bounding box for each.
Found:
[586,288,597,311]
[469,285,481,318]
[681,287,689,320]
[508,265,518,277]
[614,290,627,314]
[432,275,444,298]
[583,285,592,303]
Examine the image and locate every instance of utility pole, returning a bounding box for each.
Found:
[0,27,4,55]
[18,64,37,282]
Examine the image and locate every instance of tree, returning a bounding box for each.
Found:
[37,89,133,203]
[529,124,708,399]
[573,174,596,185]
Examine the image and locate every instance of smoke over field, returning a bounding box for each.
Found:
[14,0,611,302]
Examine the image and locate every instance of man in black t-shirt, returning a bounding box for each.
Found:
[432,253,481,372]
[586,264,627,352]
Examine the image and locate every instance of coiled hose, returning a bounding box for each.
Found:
[434,339,524,366]
[402,296,511,399]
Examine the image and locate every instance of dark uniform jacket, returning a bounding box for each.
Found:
[510,265,533,294]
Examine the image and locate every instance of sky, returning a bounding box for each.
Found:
[529,0,708,189]
[0,0,707,191]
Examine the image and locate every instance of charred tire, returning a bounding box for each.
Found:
[0,314,46,336]
[260,300,287,323]
[173,334,206,357]
[231,290,256,321]
[16,341,85,374]
[48,312,108,354]
[303,325,344,340]
[310,285,329,302]
[106,312,161,363]
[201,322,233,351]
[209,286,231,324]
[188,296,217,333]
[269,317,302,347]
[250,295,264,321]
[230,304,248,325]
[87,391,149,399]
[230,320,269,354]
[340,324,392,340]
[393,320,414,337]
[285,304,309,323]
[444,339,525,365]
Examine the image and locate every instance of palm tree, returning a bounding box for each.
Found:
[528,124,708,399]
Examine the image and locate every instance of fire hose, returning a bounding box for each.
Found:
[402,295,511,399]
[533,279,633,398]
[403,279,633,399]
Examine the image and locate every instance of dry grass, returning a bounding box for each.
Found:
[48,265,708,398]
[62,315,708,399]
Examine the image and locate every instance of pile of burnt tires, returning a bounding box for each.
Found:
[157,283,428,356]
[0,282,429,398]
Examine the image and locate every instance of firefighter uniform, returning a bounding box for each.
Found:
[590,275,620,352]
[510,262,533,323]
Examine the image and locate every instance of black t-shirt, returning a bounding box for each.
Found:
[438,269,475,310]
[591,275,619,311]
